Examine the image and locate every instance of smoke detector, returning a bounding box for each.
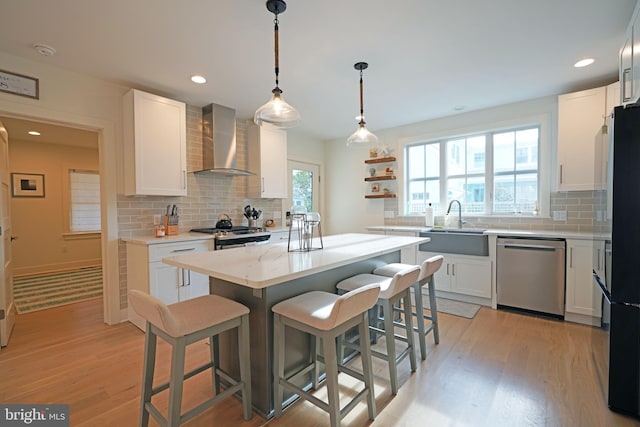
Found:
[33,43,56,56]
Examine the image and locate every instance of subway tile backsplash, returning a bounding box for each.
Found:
[383,190,599,233]
[117,105,281,308]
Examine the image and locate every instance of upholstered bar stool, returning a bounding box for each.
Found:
[272,284,381,427]
[373,255,444,360]
[128,290,252,427]
[336,266,420,395]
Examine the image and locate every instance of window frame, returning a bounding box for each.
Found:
[397,112,552,218]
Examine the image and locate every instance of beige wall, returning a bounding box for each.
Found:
[10,140,101,275]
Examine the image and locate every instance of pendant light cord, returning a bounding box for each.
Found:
[273,14,280,88]
[359,70,365,125]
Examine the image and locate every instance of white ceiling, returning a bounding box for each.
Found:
[0,0,636,142]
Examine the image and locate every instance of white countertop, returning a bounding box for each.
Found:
[162,233,428,289]
[366,225,608,241]
[121,232,215,245]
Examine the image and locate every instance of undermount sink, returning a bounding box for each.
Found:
[419,228,489,256]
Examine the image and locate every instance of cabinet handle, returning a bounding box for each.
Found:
[182,170,187,190]
[446,263,450,275]
[559,164,563,184]
[179,268,191,287]
[623,68,632,102]
[262,177,265,193]
[597,248,601,270]
[451,264,455,276]
[569,247,573,268]
[171,248,196,253]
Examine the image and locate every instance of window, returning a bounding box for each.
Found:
[69,169,101,232]
[405,125,540,215]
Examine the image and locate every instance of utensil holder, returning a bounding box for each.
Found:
[163,215,179,235]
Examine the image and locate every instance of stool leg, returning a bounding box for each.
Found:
[322,331,340,427]
[210,334,220,395]
[403,289,417,373]
[358,312,377,421]
[139,323,157,427]
[312,336,321,389]
[273,313,285,417]
[382,299,399,395]
[238,314,253,420]
[413,282,428,360]
[167,336,186,426]
[428,277,440,344]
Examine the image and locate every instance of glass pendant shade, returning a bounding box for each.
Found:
[254,88,301,128]
[347,121,378,146]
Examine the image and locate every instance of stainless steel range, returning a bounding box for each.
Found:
[191,226,271,249]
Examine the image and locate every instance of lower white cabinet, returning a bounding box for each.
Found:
[267,229,290,245]
[126,239,212,330]
[565,239,603,321]
[419,251,491,298]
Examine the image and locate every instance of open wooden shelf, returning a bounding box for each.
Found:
[364,156,396,164]
[365,175,396,182]
[365,193,397,199]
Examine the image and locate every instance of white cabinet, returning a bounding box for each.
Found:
[126,239,212,330]
[367,228,420,264]
[248,123,287,198]
[620,3,640,105]
[557,86,607,191]
[123,89,187,196]
[418,251,491,298]
[565,239,602,322]
[267,229,290,245]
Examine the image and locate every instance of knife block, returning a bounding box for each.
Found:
[163,215,179,235]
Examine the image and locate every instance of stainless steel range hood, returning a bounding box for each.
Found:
[194,103,252,176]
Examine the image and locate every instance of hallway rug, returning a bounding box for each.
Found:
[13,266,103,314]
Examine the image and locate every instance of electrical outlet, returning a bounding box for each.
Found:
[553,210,567,221]
[153,214,161,224]
[384,211,395,218]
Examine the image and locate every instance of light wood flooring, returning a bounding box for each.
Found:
[1,298,639,427]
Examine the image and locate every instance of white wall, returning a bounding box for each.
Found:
[324,96,558,233]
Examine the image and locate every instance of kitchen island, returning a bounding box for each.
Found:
[163,233,428,418]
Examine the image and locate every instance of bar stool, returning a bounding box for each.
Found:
[272,284,381,427]
[128,290,252,427]
[372,255,444,360]
[336,266,421,395]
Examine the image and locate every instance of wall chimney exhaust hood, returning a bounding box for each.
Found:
[194,103,253,176]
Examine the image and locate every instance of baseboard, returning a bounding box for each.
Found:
[564,311,601,326]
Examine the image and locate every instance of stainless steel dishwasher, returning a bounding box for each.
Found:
[497,237,566,318]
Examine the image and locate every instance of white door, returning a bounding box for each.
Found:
[287,160,320,214]
[0,120,14,347]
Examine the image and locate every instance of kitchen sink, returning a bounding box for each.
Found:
[419,228,489,256]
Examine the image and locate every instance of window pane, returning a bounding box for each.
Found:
[408,145,425,179]
[467,136,485,174]
[407,181,425,214]
[292,169,313,212]
[447,139,465,176]
[515,128,538,171]
[465,176,485,213]
[425,180,440,212]
[494,174,515,213]
[494,131,515,173]
[447,177,465,203]
[425,143,439,178]
[516,173,538,212]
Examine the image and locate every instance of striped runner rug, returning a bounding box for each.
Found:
[14,266,103,314]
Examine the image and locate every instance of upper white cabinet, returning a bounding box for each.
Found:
[123,89,187,196]
[248,123,287,198]
[620,3,640,105]
[557,86,607,191]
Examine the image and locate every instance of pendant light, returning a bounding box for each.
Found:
[347,62,378,146]
[254,0,300,128]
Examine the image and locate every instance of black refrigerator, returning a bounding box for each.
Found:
[593,103,640,418]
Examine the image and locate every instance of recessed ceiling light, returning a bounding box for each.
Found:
[32,43,56,56]
[574,58,595,68]
[190,75,207,84]
[28,131,41,136]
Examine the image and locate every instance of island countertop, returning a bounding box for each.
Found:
[162,233,428,289]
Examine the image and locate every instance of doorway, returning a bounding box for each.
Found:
[0,116,105,345]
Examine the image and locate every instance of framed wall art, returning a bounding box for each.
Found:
[0,70,39,99]
[11,173,45,197]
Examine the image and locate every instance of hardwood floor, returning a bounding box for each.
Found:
[1,298,638,427]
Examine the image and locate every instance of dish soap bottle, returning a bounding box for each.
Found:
[424,203,434,227]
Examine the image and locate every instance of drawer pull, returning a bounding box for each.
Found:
[171,248,196,253]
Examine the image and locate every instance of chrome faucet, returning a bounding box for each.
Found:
[446,199,463,229]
